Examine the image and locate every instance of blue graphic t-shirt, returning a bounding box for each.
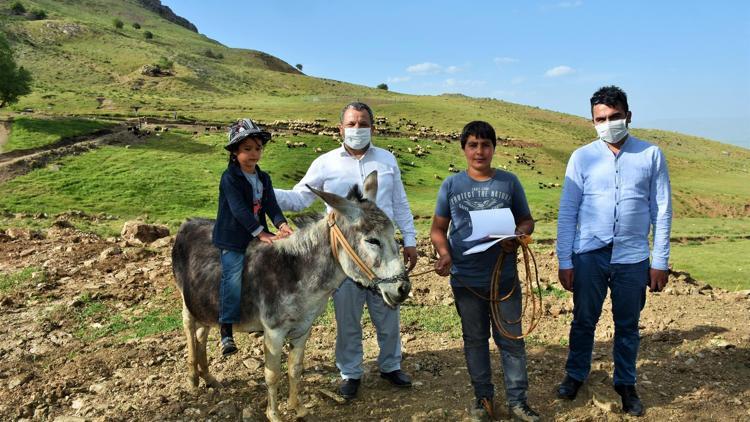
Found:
[435,170,531,287]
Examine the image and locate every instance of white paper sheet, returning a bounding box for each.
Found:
[463,208,516,242]
[462,208,517,255]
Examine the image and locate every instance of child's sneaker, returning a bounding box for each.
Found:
[221,336,237,356]
[509,401,540,421]
[470,397,494,422]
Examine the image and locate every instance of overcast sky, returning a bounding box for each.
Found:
[163,0,750,148]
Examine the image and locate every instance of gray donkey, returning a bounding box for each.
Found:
[172,171,411,422]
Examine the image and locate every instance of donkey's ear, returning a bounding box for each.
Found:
[362,170,378,202]
[306,184,360,219]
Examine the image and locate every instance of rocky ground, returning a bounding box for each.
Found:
[1,219,749,422]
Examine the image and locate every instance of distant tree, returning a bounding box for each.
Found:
[0,33,32,108]
[295,63,303,71]
[216,52,224,59]
[376,83,389,91]
[30,8,46,19]
[132,22,141,29]
[113,18,124,29]
[10,1,26,15]
[203,48,216,59]
[143,31,153,39]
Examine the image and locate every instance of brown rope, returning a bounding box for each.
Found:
[327,213,377,281]
[410,235,543,340]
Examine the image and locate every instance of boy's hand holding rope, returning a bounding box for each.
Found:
[409,235,543,340]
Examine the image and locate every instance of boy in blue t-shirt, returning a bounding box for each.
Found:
[430,121,539,421]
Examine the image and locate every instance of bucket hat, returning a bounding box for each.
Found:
[225,118,271,150]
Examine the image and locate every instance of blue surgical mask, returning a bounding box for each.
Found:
[595,119,629,144]
[343,128,371,150]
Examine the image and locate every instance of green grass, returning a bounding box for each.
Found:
[400,304,462,338]
[74,294,182,341]
[3,117,116,152]
[0,266,44,292]
[669,239,749,291]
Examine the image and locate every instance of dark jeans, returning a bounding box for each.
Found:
[452,272,529,405]
[565,245,648,385]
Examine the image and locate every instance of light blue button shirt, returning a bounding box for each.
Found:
[556,135,672,270]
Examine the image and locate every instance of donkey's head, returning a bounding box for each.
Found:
[306,171,411,307]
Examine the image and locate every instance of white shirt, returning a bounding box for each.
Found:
[274,145,417,247]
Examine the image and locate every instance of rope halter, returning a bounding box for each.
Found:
[326,213,407,292]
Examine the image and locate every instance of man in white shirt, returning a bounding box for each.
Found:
[274,102,418,400]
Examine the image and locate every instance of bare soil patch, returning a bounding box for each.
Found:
[0,228,748,421]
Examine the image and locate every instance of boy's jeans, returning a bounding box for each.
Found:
[219,249,244,324]
[452,269,529,405]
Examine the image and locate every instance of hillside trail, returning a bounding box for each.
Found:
[0,224,748,421]
[0,126,138,182]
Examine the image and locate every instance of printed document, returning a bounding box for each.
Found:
[462,208,517,255]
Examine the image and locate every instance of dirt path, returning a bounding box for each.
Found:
[0,128,138,182]
[0,225,748,421]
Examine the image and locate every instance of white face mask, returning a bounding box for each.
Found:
[595,118,629,144]
[343,127,371,150]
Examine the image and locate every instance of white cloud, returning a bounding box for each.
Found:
[557,0,583,8]
[445,65,462,74]
[545,65,575,77]
[494,57,519,65]
[387,76,411,84]
[406,62,442,74]
[444,78,486,87]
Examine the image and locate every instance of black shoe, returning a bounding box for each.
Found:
[615,384,644,416]
[221,336,237,356]
[339,378,360,400]
[379,369,412,387]
[509,402,540,422]
[557,374,583,400]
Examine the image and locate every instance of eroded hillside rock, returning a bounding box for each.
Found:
[121,221,169,244]
[136,0,198,33]
[140,64,173,77]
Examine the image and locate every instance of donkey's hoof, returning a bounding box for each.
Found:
[265,409,282,422]
[294,405,309,419]
[205,377,223,389]
[186,376,200,390]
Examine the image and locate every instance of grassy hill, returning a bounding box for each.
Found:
[0,0,748,289]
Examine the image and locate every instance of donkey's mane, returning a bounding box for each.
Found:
[271,213,327,256]
[346,185,367,202]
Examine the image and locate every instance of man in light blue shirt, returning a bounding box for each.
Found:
[555,86,672,417]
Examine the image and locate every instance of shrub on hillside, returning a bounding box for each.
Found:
[377,83,389,91]
[157,56,173,70]
[143,31,153,39]
[29,8,46,20]
[295,63,303,71]
[132,22,141,29]
[203,49,216,59]
[113,18,124,29]
[10,2,26,15]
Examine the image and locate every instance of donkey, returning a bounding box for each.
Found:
[172,171,411,422]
